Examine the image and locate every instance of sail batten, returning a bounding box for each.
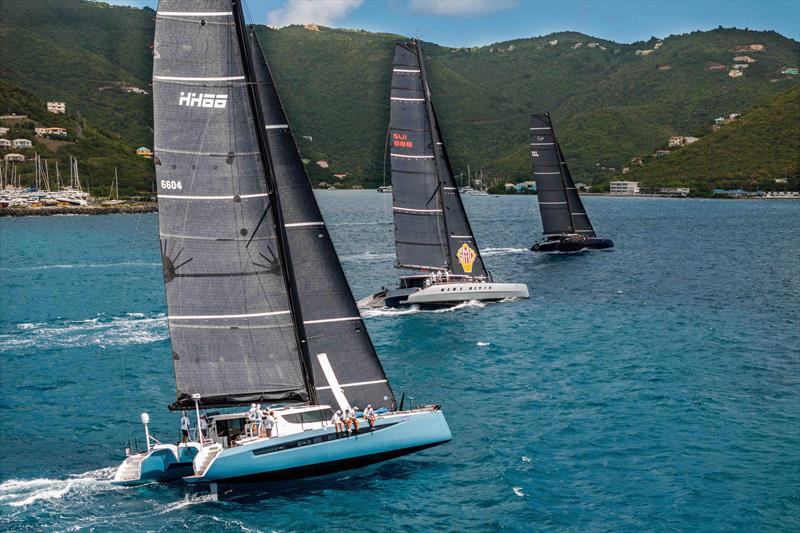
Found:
[389,41,487,279]
[530,113,596,237]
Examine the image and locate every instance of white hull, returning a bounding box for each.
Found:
[407,281,528,304]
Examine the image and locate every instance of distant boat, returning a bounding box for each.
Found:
[359,40,528,309]
[112,0,451,490]
[529,113,613,252]
[377,185,392,193]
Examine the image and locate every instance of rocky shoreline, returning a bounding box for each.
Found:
[0,203,158,217]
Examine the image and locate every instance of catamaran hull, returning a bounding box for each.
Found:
[112,444,200,486]
[185,410,451,484]
[358,282,529,309]
[531,237,614,252]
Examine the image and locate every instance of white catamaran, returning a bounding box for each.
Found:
[112,0,451,491]
[358,40,528,309]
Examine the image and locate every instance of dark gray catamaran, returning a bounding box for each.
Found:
[360,40,528,308]
[113,0,450,489]
[529,113,613,252]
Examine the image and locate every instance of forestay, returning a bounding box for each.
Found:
[247,31,396,411]
[389,41,487,278]
[153,0,306,409]
[530,113,596,237]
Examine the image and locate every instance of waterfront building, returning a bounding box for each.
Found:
[610,181,638,195]
[136,146,153,158]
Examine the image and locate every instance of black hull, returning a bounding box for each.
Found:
[531,237,614,253]
[212,441,449,487]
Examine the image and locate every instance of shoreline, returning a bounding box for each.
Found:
[0,203,158,217]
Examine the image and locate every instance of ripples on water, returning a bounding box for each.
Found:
[0,195,798,531]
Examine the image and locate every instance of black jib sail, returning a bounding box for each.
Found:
[389,40,487,279]
[530,113,596,237]
[246,29,395,411]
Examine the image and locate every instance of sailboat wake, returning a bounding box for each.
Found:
[361,299,486,318]
[480,247,530,256]
[0,467,116,508]
[0,313,168,352]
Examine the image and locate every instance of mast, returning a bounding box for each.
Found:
[231,0,317,404]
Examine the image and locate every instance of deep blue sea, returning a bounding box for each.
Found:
[0,193,798,531]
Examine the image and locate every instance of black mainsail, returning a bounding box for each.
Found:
[530,113,596,237]
[153,0,393,411]
[389,40,487,279]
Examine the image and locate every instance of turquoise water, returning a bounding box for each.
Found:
[0,193,798,531]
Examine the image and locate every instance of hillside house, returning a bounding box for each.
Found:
[654,41,664,49]
[121,85,148,94]
[781,67,799,75]
[654,149,671,157]
[0,114,27,120]
[547,39,558,46]
[315,160,329,168]
[303,23,320,31]
[333,173,348,180]
[657,64,671,70]
[706,63,726,71]
[733,55,756,63]
[630,157,643,165]
[669,135,699,147]
[12,139,32,149]
[587,42,599,48]
[0,127,8,136]
[622,167,630,174]
[4,153,25,162]
[47,101,66,114]
[136,146,153,158]
[635,49,654,56]
[732,63,749,70]
[301,135,313,142]
[504,183,516,191]
[749,44,765,51]
[572,42,583,49]
[35,127,67,136]
[0,139,11,149]
[728,69,744,78]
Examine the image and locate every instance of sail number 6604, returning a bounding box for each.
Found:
[161,180,183,190]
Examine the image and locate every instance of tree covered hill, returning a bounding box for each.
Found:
[1,0,798,190]
[0,81,155,195]
[613,86,800,192]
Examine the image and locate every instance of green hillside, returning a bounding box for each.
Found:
[0,81,154,195]
[615,86,800,192]
[1,0,798,190]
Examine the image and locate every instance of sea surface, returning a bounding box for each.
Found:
[0,192,798,532]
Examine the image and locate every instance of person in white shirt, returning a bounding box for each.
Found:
[331,410,344,435]
[180,412,190,443]
[246,403,257,436]
[199,415,209,441]
[254,404,264,436]
[364,404,376,430]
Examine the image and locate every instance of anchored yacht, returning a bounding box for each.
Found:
[111,0,451,490]
[359,40,528,309]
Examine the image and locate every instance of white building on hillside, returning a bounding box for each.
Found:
[610,181,638,195]
[12,138,32,149]
[0,127,8,136]
[4,153,25,162]
[47,101,66,114]
[0,139,11,149]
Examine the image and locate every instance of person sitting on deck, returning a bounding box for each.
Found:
[348,407,360,434]
[364,404,377,430]
[180,412,190,444]
[332,410,344,435]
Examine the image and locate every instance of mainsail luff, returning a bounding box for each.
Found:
[153,0,307,409]
[530,113,596,236]
[390,40,486,278]
[247,29,396,411]
[417,46,487,279]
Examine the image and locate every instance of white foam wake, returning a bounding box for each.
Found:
[0,313,168,352]
[0,262,160,272]
[360,299,485,318]
[156,493,218,514]
[0,467,115,508]
[339,251,395,262]
[480,247,529,257]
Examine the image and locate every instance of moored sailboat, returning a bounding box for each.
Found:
[529,113,613,252]
[112,0,451,489]
[359,40,528,309]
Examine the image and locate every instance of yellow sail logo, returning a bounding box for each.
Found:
[456,243,477,273]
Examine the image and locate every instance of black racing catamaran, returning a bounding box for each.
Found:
[359,40,528,309]
[529,113,614,252]
[112,0,450,490]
